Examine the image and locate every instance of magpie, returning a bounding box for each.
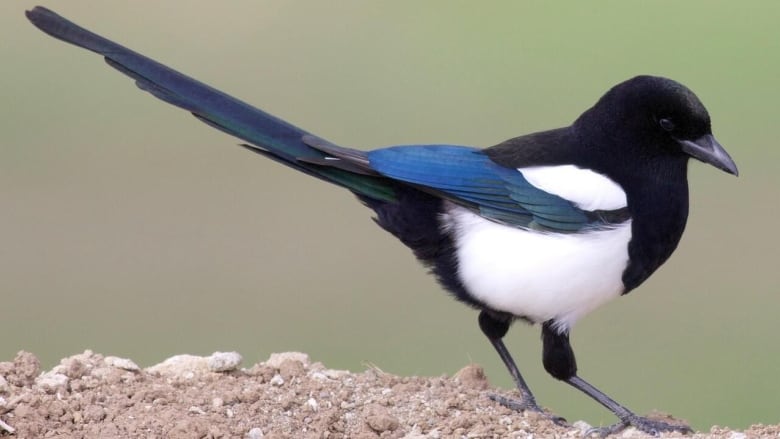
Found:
[27,7,738,436]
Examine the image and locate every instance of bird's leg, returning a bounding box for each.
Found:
[479,311,566,425]
[541,322,692,437]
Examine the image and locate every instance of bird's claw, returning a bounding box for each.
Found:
[586,414,693,437]
[488,393,568,426]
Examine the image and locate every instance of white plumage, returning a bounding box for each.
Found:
[519,165,627,211]
[443,206,631,332]
[441,165,632,333]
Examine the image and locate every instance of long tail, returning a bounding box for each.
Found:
[26,6,395,202]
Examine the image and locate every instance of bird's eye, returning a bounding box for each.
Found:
[658,118,675,132]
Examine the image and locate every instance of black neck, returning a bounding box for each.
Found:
[620,160,690,292]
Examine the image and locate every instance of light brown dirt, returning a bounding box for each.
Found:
[0,351,775,438]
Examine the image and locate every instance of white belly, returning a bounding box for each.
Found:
[443,205,631,332]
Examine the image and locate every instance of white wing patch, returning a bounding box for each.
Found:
[519,165,627,211]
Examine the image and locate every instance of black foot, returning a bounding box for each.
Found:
[489,393,567,426]
[587,414,692,437]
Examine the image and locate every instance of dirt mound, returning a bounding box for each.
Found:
[0,351,774,438]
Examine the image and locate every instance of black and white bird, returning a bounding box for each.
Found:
[26,7,738,436]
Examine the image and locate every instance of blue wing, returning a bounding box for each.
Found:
[367,145,593,232]
[27,7,622,233]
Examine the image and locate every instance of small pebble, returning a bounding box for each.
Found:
[278,359,305,380]
[35,372,69,393]
[309,371,328,381]
[83,405,106,423]
[208,352,242,372]
[265,352,310,369]
[105,356,140,372]
[269,374,284,386]
[572,420,592,434]
[366,413,399,432]
[324,368,350,379]
[0,417,16,434]
[146,355,209,378]
[246,427,264,438]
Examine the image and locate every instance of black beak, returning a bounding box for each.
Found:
[678,134,739,176]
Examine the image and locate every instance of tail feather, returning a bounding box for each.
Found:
[26,6,396,202]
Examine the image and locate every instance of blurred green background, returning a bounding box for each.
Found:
[2,1,778,431]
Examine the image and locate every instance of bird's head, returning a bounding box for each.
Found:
[579,75,738,176]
